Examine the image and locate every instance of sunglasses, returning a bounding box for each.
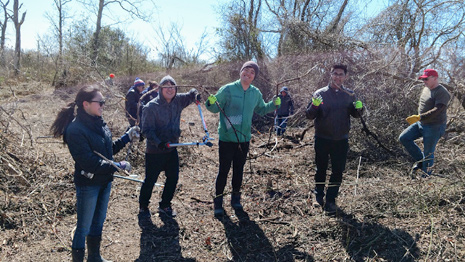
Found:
[421,77,430,81]
[90,100,106,106]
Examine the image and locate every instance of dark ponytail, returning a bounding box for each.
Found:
[50,85,100,143]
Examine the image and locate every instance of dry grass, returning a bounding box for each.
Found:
[1,58,465,261]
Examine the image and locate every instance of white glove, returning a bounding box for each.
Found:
[81,170,94,179]
[117,161,132,172]
[126,126,140,141]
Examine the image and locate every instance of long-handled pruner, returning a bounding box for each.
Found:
[167,100,214,148]
[93,150,163,186]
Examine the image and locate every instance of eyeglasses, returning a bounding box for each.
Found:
[90,100,106,106]
[421,77,430,81]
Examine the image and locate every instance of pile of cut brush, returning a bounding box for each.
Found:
[1,81,465,261]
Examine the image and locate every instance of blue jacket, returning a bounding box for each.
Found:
[141,86,158,106]
[125,86,143,126]
[65,109,130,186]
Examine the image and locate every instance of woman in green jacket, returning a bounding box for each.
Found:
[205,61,281,216]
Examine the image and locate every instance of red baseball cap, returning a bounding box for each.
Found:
[418,69,438,79]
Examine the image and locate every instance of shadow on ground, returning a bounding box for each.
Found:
[217,209,314,261]
[135,213,196,262]
[335,208,420,262]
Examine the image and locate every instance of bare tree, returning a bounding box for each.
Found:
[362,0,465,77]
[11,0,25,75]
[218,0,265,60]
[264,0,359,56]
[77,0,153,64]
[153,22,210,69]
[46,0,72,86]
[0,0,9,66]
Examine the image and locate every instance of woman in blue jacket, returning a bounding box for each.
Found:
[51,85,138,262]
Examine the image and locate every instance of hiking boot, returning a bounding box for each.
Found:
[231,192,243,210]
[214,197,225,217]
[72,248,85,262]
[313,189,325,208]
[87,235,112,262]
[412,162,423,171]
[315,194,324,207]
[158,206,177,218]
[323,202,339,216]
[138,207,151,218]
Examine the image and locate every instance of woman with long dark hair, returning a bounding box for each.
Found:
[51,85,139,262]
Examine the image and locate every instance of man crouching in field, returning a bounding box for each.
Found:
[399,69,451,177]
[306,64,364,215]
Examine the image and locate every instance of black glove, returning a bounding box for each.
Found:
[195,93,201,102]
[158,142,169,150]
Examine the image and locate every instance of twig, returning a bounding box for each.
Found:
[0,105,34,146]
[355,156,362,196]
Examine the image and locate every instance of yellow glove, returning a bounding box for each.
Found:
[207,94,217,105]
[406,115,420,125]
[312,96,323,107]
[354,100,363,110]
[274,97,281,106]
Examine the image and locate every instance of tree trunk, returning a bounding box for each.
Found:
[91,0,104,64]
[12,0,26,76]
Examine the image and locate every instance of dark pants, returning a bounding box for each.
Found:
[275,115,288,135]
[215,140,250,196]
[139,150,179,209]
[314,137,349,203]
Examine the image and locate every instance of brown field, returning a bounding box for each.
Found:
[1,75,464,261]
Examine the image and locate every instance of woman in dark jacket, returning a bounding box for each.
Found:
[51,85,138,262]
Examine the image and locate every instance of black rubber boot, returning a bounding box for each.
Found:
[231,192,243,210]
[72,248,85,262]
[86,235,112,262]
[214,196,225,216]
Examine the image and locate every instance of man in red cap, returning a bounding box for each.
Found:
[399,69,451,176]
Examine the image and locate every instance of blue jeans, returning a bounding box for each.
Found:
[72,182,112,249]
[399,122,446,173]
[275,115,288,135]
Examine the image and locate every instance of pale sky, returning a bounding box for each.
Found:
[7,0,384,61]
[6,0,225,60]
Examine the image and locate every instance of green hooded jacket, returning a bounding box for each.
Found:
[205,80,278,142]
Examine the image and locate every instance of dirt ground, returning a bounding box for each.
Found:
[1,82,464,262]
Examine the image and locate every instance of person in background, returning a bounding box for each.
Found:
[141,80,159,106]
[105,73,115,86]
[139,75,200,218]
[125,77,145,127]
[399,69,451,176]
[50,85,139,262]
[275,86,294,136]
[205,61,281,217]
[305,64,364,215]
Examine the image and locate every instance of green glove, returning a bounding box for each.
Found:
[312,96,323,107]
[354,100,363,110]
[207,94,217,105]
[274,97,281,106]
